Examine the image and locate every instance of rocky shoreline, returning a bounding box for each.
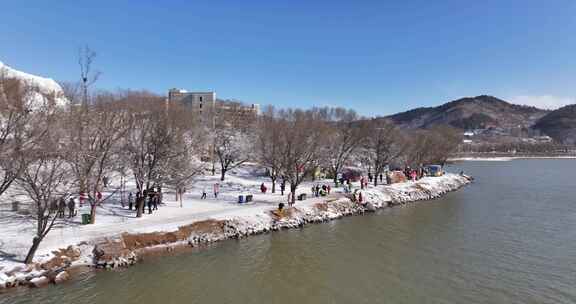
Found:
[0,174,471,292]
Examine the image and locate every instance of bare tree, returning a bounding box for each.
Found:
[78,46,100,105]
[122,92,193,217]
[159,105,205,207]
[64,92,130,223]
[318,107,367,185]
[256,106,283,192]
[213,127,252,181]
[0,76,33,197]
[361,119,404,186]
[276,109,326,205]
[426,125,461,166]
[16,101,71,264]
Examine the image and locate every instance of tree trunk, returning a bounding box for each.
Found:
[90,204,97,224]
[136,197,143,218]
[24,236,42,264]
[220,168,226,181]
[271,176,276,193]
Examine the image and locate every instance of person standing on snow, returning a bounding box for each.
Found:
[213,183,220,198]
[152,191,159,210]
[58,197,66,218]
[201,187,207,199]
[128,192,133,210]
[147,194,153,214]
[280,180,286,196]
[260,183,267,193]
[67,197,76,218]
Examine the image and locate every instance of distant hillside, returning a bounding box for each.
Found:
[533,104,576,144]
[387,95,548,130]
[0,61,68,109]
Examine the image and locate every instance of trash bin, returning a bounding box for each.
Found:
[238,195,244,204]
[81,214,91,225]
[246,195,253,202]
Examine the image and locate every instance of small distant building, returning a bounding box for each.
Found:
[168,89,216,113]
[167,88,259,129]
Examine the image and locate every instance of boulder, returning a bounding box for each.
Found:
[54,271,70,284]
[29,276,50,288]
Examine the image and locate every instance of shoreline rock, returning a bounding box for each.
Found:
[0,174,471,292]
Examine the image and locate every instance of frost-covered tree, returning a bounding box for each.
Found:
[213,127,252,181]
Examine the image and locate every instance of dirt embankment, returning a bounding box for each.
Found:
[1,174,472,291]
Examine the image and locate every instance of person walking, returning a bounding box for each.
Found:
[58,197,66,218]
[153,192,159,210]
[280,180,286,196]
[213,183,220,199]
[147,195,153,214]
[260,183,267,193]
[67,197,76,218]
[128,192,133,210]
[49,198,58,214]
[201,187,207,199]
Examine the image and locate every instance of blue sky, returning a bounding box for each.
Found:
[1,0,576,116]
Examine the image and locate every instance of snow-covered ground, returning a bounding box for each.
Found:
[0,61,69,108]
[0,163,470,289]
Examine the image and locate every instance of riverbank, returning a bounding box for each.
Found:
[450,156,576,162]
[0,173,471,291]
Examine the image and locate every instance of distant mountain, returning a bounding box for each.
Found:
[533,104,576,144]
[387,95,548,130]
[0,61,68,108]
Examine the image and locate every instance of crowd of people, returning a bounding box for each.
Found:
[125,187,163,215]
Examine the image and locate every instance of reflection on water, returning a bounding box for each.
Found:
[2,160,576,304]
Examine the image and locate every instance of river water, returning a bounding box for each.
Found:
[2,160,575,304]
